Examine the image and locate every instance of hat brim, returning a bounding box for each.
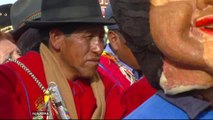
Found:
[25,17,115,28]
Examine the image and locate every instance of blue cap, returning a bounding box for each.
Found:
[105,4,119,30]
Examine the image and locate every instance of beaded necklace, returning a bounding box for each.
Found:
[7,58,58,119]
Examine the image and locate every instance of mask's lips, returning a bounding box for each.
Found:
[195,16,213,35]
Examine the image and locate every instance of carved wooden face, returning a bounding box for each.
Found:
[149,0,213,94]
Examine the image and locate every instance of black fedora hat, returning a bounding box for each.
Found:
[11,0,41,40]
[26,0,115,28]
[0,4,13,33]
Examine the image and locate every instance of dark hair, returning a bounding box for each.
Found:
[16,28,42,55]
[16,24,79,54]
[110,0,163,90]
[38,24,81,45]
[38,28,49,47]
[17,23,88,54]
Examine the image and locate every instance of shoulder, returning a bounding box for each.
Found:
[0,51,46,93]
[125,94,188,119]
[0,64,19,83]
[0,64,31,118]
[0,63,29,94]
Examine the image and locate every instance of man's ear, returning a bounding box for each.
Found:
[108,30,120,51]
[49,28,64,51]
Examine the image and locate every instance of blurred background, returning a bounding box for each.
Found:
[0,0,108,16]
[0,0,17,5]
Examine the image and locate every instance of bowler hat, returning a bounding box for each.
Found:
[11,0,41,40]
[26,0,115,28]
[0,4,13,33]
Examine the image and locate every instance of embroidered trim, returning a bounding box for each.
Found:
[7,58,46,93]
[102,52,137,84]
[7,58,66,119]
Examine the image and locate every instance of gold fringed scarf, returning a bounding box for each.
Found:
[40,43,106,119]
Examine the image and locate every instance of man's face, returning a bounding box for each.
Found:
[113,31,140,70]
[59,25,105,79]
[150,0,213,94]
[0,39,20,64]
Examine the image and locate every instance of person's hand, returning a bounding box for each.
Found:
[0,39,21,64]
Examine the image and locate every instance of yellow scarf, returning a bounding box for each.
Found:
[40,43,106,119]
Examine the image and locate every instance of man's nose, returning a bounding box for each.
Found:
[197,0,213,10]
[91,37,103,55]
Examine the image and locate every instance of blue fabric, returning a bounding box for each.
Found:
[156,90,211,119]
[198,111,213,119]
[104,44,116,56]
[124,94,213,119]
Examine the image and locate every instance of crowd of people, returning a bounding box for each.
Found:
[0,0,212,119]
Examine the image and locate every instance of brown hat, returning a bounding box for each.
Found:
[26,0,115,28]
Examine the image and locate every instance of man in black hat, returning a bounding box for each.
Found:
[100,3,143,87]
[98,3,156,109]
[0,0,152,119]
